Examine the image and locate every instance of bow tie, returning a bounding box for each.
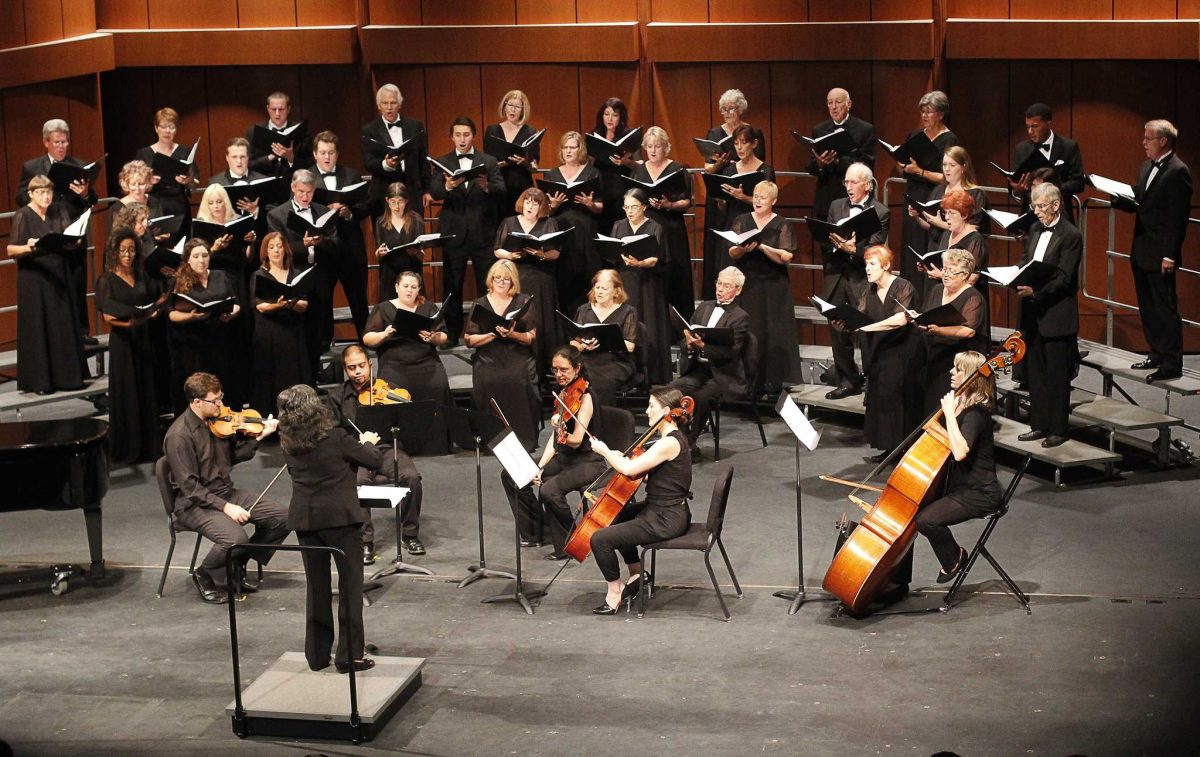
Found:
[1152,158,1168,170]
[385,121,401,130]
[851,202,867,210]
[319,170,335,177]
[457,154,472,159]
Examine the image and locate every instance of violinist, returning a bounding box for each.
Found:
[587,387,693,615]
[334,344,426,563]
[501,346,606,558]
[163,372,289,604]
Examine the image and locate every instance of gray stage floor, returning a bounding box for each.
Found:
[2,371,1199,756]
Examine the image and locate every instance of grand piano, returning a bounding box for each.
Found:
[0,418,108,594]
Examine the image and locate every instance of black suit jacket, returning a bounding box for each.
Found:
[266,200,340,271]
[206,168,268,187]
[1011,133,1085,220]
[361,116,429,208]
[806,115,876,218]
[823,197,890,279]
[678,300,750,397]
[17,155,97,216]
[282,428,381,532]
[428,149,505,249]
[312,164,372,265]
[246,120,313,177]
[1113,152,1193,270]
[1018,218,1082,338]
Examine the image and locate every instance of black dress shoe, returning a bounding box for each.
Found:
[1147,369,1182,384]
[591,602,620,615]
[621,572,649,602]
[543,551,570,561]
[1131,358,1160,370]
[690,447,702,464]
[519,538,541,548]
[936,547,969,584]
[825,385,863,400]
[864,450,890,464]
[403,537,426,555]
[362,542,377,566]
[192,573,228,604]
[1017,430,1047,442]
[1041,435,1067,448]
[335,658,376,674]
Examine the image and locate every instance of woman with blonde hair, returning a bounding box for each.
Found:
[485,89,540,216]
[630,125,695,322]
[572,269,639,405]
[136,106,197,233]
[494,187,562,378]
[543,130,604,308]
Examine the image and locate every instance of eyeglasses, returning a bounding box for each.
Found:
[944,270,969,279]
[1030,201,1058,211]
[492,277,512,283]
[719,105,740,114]
[551,366,574,374]
[506,102,524,110]
[198,394,224,406]
[622,204,642,210]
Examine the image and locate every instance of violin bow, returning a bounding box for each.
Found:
[548,389,600,443]
[246,464,287,514]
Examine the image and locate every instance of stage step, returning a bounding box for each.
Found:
[0,334,111,375]
[1077,339,1200,396]
[788,382,865,416]
[0,376,109,419]
[992,415,1121,486]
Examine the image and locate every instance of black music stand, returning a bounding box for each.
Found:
[356,487,412,605]
[482,426,548,615]
[355,404,435,580]
[443,405,515,589]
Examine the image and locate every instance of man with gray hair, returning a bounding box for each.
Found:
[822,161,889,399]
[806,87,876,219]
[361,83,431,214]
[1110,119,1192,383]
[666,266,751,461]
[1015,182,1082,448]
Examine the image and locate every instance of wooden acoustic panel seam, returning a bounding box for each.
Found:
[946,20,1200,59]
[644,21,933,62]
[360,23,640,63]
[0,34,116,90]
[109,26,358,66]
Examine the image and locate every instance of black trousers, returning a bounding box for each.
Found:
[323,255,370,338]
[358,445,423,541]
[1026,332,1076,437]
[301,267,332,380]
[173,492,290,586]
[297,524,365,671]
[591,500,691,582]
[669,369,726,445]
[822,271,866,388]
[916,495,998,573]
[1131,262,1182,373]
[502,454,607,548]
[442,245,495,338]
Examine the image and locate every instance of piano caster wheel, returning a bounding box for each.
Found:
[51,569,71,596]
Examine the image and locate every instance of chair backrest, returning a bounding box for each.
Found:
[702,465,735,540]
[741,331,760,395]
[595,405,635,451]
[996,453,1033,518]
[154,456,178,519]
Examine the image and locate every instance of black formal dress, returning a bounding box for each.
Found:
[941,228,990,341]
[464,292,541,451]
[823,197,891,390]
[806,115,876,221]
[495,216,562,378]
[202,220,257,406]
[1010,132,1085,222]
[428,149,505,340]
[592,129,639,235]
[1112,152,1193,376]
[167,272,239,413]
[364,300,452,454]
[1018,218,1082,438]
[96,271,159,463]
[700,124,767,299]
[375,212,425,302]
[918,284,986,417]
[899,129,959,302]
[283,427,382,671]
[667,299,750,446]
[11,206,87,393]
[573,301,638,406]
[731,212,800,389]
[611,216,671,385]
[590,428,692,582]
[542,164,603,310]
[484,123,541,218]
[361,116,429,213]
[631,161,695,320]
[136,145,194,230]
[857,277,916,452]
[251,268,312,415]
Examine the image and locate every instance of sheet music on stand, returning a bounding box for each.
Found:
[488,429,540,489]
[356,486,411,509]
[776,393,821,451]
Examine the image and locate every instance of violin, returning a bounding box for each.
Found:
[562,396,695,563]
[821,333,1026,614]
[207,406,267,439]
[358,378,412,405]
[554,376,589,445]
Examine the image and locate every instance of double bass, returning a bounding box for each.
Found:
[821,333,1025,614]
[561,396,694,562]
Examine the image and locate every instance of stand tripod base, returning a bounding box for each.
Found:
[481,584,546,615]
[773,587,838,615]
[457,563,517,589]
[370,558,435,581]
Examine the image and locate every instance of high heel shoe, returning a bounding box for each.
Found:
[936,547,969,584]
[591,602,620,615]
[335,658,376,674]
[621,572,650,602]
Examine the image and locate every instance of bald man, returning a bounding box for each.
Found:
[806,88,876,220]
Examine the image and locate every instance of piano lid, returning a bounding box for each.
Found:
[0,419,108,451]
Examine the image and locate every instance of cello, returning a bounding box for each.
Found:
[821,332,1025,614]
[560,396,694,562]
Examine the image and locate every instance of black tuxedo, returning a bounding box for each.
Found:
[1011,133,1085,221]
[1113,152,1193,373]
[822,197,890,389]
[312,165,372,338]
[267,200,340,377]
[805,115,876,219]
[429,149,505,338]
[669,299,751,445]
[361,116,429,212]
[246,120,313,178]
[1019,217,1082,437]
[207,168,267,187]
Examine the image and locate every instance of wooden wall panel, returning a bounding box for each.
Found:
[810,0,871,22]
[296,0,357,25]
[1180,0,1200,16]
[420,2,515,25]
[297,65,372,169]
[2,84,72,212]
[0,96,11,212]
[1113,0,1177,19]
[516,0,576,24]
[0,3,27,51]
[423,65,483,150]
[577,65,642,128]
[1009,0,1112,19]
[871,0,934,20]
[61,0,98,37]
[650,0,708,22]
[367,0,422,24]
[649,65,712,169]
[708,0,808,22]
[147,0,239,28]
[945,0,1005,17]
[24,2,66,45]
[96,0,150,29]
[576,0,637,22]
[707,63,772,161]
[237,0,297,27]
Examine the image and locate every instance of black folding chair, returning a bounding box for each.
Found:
[637,465,742,621]
[710,331,768,460]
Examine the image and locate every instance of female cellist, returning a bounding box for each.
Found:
[587,387,693,615]
[500,345,606,558]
